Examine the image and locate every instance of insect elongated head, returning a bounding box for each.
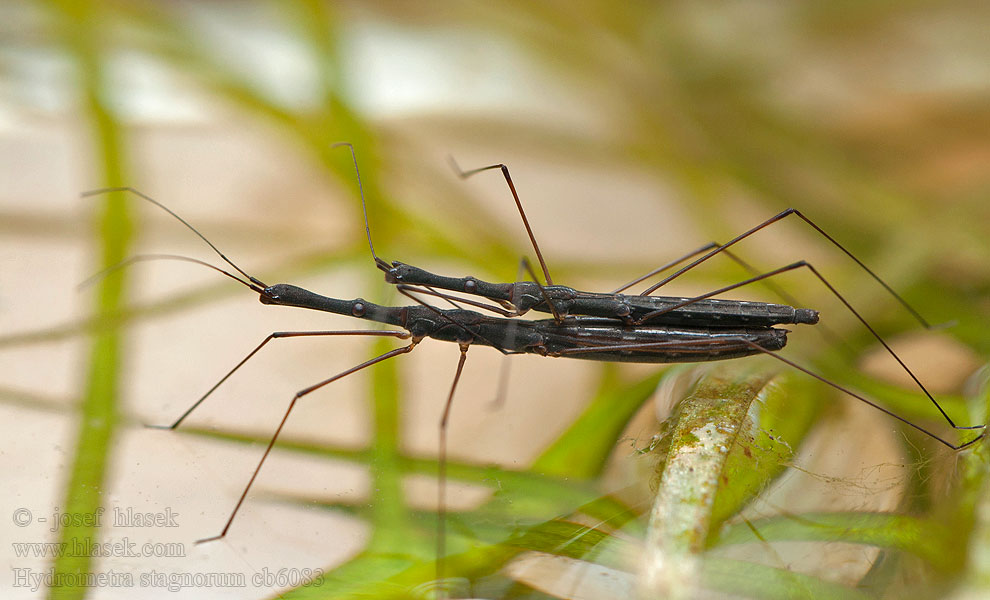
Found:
[257,284,364,321]
[258,283,332,310]
[259,283,303,305]
[259,287,278,304]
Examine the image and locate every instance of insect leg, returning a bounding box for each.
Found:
[735,339,984,450]
[437,344,470,592]
[611,242,722,294]
[639,208,930,328]
[393,285,521,317]
[147,330,411,430]
[396,285,517,356]
[555,337,982,449]
[196,341,417,544]
[637,260,982,432]
[518,257,564,322]
[449,158,553,286]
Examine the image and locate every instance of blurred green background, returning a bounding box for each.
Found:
[1,1,989,599]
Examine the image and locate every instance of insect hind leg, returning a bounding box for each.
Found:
[637,260,984,434]
[736,339,984,451]
[640,208,932,329]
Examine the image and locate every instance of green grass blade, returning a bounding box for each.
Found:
[641,366,819,596]
[44,1,133,598]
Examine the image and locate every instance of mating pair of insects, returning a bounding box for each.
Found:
[90,144,984,562]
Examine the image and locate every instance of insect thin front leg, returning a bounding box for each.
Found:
[147,330,411,430]
[195,341,417,544]
[396,285,515,356]
[391,285,521,317]
[437,344,469,592]
[637,260,984,433]
[518,257,564,322]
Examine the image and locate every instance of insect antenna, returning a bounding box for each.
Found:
[82,187,269,290]
[331,142,392,273]
[77,253,264,294]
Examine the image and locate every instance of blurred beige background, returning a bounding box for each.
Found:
[1,2,989,599]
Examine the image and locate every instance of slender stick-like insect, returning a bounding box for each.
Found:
[84,153,983,590]
[332,143,986,582]
[84,191,814,470]
[329,145,983,451]
[83,185,823,590]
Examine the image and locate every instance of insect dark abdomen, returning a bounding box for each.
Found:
[614,296,818,327]
[514,288,817,327]
[538,319,789,364]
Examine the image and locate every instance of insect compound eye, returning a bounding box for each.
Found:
[464,279,478,294]
[351,302,366,317]
[259,287,278,305]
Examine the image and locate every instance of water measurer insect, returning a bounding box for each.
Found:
[333,144,983,450]
[84,150,984,594]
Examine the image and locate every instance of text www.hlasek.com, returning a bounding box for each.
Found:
[12,537,185,559]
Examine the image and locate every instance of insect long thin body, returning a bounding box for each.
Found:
[261,283,791,363]
[147,282,800,546]
[334,146,979,441]
[336,144,818,328]
[442,153,922,327]
[149,273,975,550]
[382,260,820,327]
[86,149,985,596]
[83,187,819,545]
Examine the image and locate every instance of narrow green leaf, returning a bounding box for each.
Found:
[641,365,819,596]
[44,2,133,599]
